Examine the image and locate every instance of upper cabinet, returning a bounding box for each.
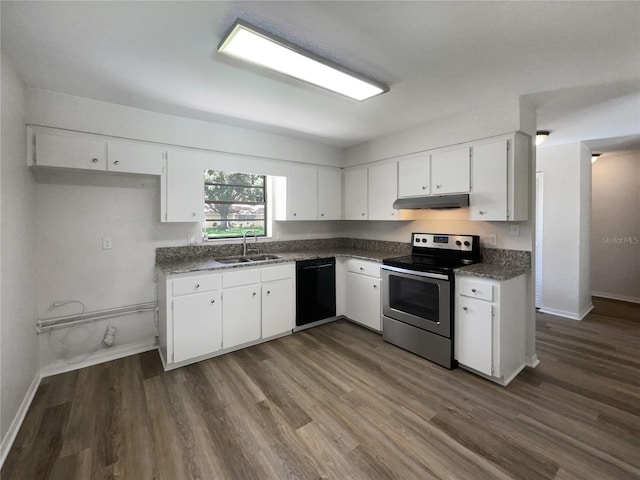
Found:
[398,154,430,197]
[163,149,204,223]
[274,165,342,221]
[469,133,529,221]
[368,162,399,220]
[430,146,471,194]
[29,126,166,175]
[32,128,108,171]
[343,168,368,220]
[317,169,343,220]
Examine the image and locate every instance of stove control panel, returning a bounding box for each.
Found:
[412,233,476,252]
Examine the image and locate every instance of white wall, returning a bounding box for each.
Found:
[0,53,40,459]
[537,142,593,319]
[591,151,640,302]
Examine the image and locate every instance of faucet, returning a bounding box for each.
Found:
[242,230,258,256]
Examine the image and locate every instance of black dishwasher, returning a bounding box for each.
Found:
[296,257,336,326]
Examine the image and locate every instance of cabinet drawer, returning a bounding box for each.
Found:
[346,259,380,278]
[261,263,294,283]
[458,277,494,302]
[173,274,221,296]
[223,268,260,288]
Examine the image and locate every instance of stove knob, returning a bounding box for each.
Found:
[464,241,471,247]
[455,240,462,246]
[421,238,427,243]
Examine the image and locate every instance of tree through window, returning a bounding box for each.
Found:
[204,170,266,239]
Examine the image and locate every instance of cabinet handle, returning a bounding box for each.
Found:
[360,267,364,271]
[266,290,271,295]
[471,289,477,293]
[435,184,442,189]
[293,213,297,216]
[361,213,365,216]
[422,186,426,190]
[91,158,98,163]
[195,283,200,289]
[463,306,468,311]
[373,284,378,289]
[210,299,215,304]
[321,213,325,217]
[114,160,120,165]
[252,292,257,297]
[478,210,485,215]
[191,212,196,217]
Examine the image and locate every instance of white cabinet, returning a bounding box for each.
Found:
[317,169,342,220]
[470,134,529,221]
[164,149,204,222]
[344,168,368,220]
[173,291,222,363]
[32,128,108,171]
[455,273,527,386]
[157,270,223,367]
[222,284,262,349]
[262,278,295,338]
[368,162,399,220]
[344,259,382,331]
[430,146,470,194]
[108,141,166,175]
[158,263,295,370]
[398,154,430,197]
[275,165,342,220]
[30,127,167,175]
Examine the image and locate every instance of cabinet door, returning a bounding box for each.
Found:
[345,272,381,331]
[344,168,368,220]
[35,130,107,170]
[456,297,493,376]
[222,284,261,349]
[398,155,430,197]
[469,140,508,221]
[317,169,342,220]
[287,165,317,220]
[173,291,222,363]
[431,147,470,194]
[164,150,204,222]
[108,141,166,175]
[262,278,294,338]
[368,163,399,220]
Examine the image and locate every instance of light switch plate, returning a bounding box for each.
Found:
[510,224,521,236]
[488,234,497,246]
[102,236,112,250]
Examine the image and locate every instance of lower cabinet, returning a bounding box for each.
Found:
[173,291,222,363]
[455,273,527,385]
[344,259,382,331]
[158,263,295,369]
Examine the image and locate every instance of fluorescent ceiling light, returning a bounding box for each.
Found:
[218,20,389,101]
[535,131,550,146]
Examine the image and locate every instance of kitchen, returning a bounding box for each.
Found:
[2,2,639,479]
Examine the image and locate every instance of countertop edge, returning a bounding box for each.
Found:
[454,264,529,281]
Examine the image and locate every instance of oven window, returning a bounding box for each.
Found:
[389,275,440,322]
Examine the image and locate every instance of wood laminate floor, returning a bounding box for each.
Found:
[3,297,639,479]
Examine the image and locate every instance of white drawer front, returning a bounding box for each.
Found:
[346,259,380,278]
[173,274,221,296]
[223,268,261,288]
[458,277,494,302]
[260,263,295,283]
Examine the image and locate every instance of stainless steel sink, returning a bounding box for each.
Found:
[215,254,280,264]
[215,256,252,264]
[247,254,280,261]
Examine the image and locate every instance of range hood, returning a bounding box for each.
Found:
[392,194,469,210]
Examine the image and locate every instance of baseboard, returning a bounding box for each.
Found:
[526,353,540,368]
[0,372,42,468]
[592,292,640,304]
[40,340,156,378]
[538,306,583,321]
[579,304,594,320]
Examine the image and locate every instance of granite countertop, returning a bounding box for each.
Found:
[157,248,394,275]
[454,263,529,281]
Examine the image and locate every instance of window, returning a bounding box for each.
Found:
[204,170,267,239]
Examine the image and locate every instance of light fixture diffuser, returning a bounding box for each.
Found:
[536,130,550,146]
[218,20,389,101]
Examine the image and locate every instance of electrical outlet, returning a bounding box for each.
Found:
[102,236,112,250]
[510,224,521,236]
[188,235,195,245]
[488,234,497,246]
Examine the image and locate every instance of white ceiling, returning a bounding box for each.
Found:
[2,1,639,153]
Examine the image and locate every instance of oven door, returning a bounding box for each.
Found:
[381,266,451,337]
